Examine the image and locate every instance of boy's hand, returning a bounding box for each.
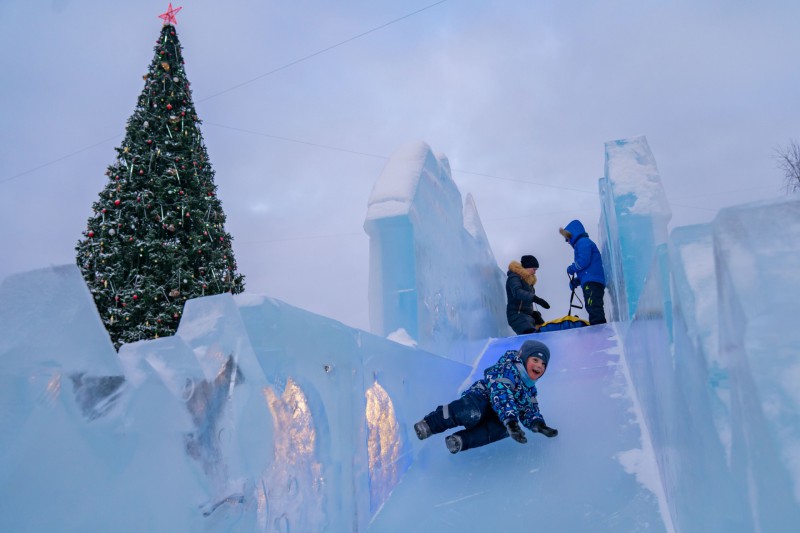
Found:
[569,277,581,291]
[532,419,558,438]
[504,419,527,444]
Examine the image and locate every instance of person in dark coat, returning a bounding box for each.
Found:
[559,219,607,325]
[505,254,550,334]
[413,339,558,454]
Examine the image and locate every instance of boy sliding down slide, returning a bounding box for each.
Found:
[414,339,557,454]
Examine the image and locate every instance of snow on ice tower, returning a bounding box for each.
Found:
[599,136,672,321]
[363,141,509,360]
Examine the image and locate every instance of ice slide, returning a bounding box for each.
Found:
[370,324,669,532]
[0,267,663,532]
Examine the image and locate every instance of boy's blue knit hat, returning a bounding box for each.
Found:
[519,339,550,367]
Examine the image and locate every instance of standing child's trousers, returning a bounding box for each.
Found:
[583,281,607,325]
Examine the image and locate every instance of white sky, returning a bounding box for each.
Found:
[1,0,798,331]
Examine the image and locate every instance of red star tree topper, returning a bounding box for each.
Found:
[158,3,182,25]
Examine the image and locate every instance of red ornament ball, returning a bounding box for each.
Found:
[139,170,144,175]
[166,103,173,110]
[133,294,138,300]
[114,199,121,206]
[88,231,95,238]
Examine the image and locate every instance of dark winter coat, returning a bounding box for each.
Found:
[505,261,547,334]
[462,349,545,430]
[562,219,606,286]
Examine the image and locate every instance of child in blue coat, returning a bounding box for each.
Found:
[414,339,558,453]
[560,219,607,325]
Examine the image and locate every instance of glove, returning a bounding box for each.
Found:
[531,310,544,326]
[567,264,576,275]
[504,419,527,444]
[569,277,581,291]
[532,419,558,438]
[533,296,550,309]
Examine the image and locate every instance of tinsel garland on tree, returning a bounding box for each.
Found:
[76,21,244,349]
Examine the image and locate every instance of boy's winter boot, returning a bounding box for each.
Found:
[414,420,432,440]
[445,434,462,454]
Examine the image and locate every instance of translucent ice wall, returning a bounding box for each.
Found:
[622,240,749,531]
[599,136,672,322]
[713,196,800,530]
[364,141,510,362]
[0,264,471,531]
[600,132,800,529]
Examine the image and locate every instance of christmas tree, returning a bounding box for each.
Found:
[76,5,245,349]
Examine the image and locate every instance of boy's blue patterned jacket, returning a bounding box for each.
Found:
[463,349,545,430]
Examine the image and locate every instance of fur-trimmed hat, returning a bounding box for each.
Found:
[520,255,539,269]
[559,227,572,241]
[519,339,550,367]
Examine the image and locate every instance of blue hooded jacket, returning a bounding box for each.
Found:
[563,219,606,286]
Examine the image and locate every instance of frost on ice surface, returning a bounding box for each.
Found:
[604,135,671,217]
[387,328,417,347]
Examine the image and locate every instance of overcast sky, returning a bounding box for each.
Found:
[1,0,798,331]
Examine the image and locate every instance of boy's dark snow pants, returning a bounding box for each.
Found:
[422,390,509,451]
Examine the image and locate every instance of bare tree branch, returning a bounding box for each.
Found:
[775,139,800,194]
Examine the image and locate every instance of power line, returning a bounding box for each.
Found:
[1,2,448,186]
[207,120,599,195]
[198,0,449,103]
[670,186,777,201]
[205,122,388,160]
[0,134,120,185]
[451,168,596,195]
[236,230,364,245]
